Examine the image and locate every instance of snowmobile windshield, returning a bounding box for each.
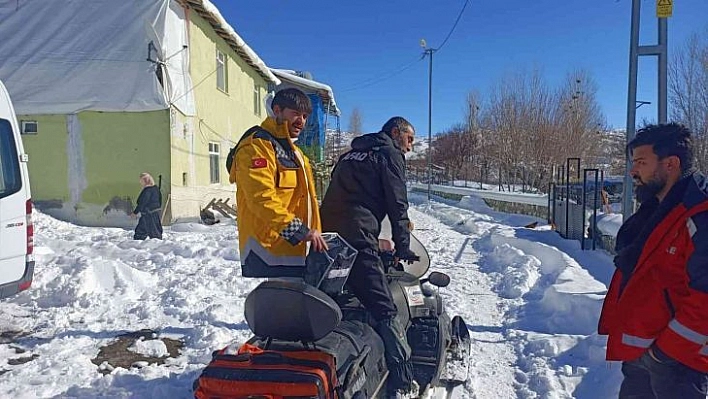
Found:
[379,216,430,278]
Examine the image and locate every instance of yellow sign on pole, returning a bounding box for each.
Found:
[657,0,673,18]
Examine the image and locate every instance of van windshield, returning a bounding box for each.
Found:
[0,119,22,199]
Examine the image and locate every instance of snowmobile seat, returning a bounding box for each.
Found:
[244,280,342,342]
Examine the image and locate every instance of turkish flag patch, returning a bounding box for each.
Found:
[251,158,267,169]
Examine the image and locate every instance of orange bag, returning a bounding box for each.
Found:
[194,343,338,399]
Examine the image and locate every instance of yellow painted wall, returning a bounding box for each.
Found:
[18,8,276,224]
[183,11,269,186]
[166,9,272,220]
[79,110,170,204]
[17,114,68,201]
[18,110,170,206]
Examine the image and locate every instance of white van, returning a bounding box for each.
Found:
[0,80,34,299]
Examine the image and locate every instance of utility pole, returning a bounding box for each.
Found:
[622,0,669,221]
[421,40,436,202]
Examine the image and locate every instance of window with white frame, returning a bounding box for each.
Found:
[216,49,228,93]
[253,83,262,117]
[209,142,220,184]
[20,120,38,135]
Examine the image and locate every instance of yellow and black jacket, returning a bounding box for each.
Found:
[229,117,321,277]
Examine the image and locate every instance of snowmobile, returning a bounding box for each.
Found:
[194,225,471,399]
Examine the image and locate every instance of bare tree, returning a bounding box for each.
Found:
[348,107,364,136]
[670,31,708,171]
[431,124,476,184]
[604,131,627,176]
[486,72,521,189]
[552,71,605,172]
[431,67,607,192]
[483,69,560,191]
[458,92,489,185]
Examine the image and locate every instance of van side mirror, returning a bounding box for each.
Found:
[424,271,450,288]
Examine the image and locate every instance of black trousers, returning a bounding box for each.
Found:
[346,246,413,394]
[619,348,708,399]
[346,247,397,322]
[134,212,163,240]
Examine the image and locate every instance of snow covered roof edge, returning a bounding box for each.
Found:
[181,0,280,86]
[270,69,340,116]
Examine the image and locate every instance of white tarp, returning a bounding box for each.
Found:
[0,0,194,115]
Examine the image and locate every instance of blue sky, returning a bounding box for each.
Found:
[211,0,708,136]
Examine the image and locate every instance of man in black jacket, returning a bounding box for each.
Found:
[320,116,418,398]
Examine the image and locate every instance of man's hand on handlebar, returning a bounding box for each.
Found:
[394,249,420,264]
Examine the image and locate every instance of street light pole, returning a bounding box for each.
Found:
[422,44,435,202]
[635,100,651,109]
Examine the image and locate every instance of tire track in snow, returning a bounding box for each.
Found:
[410,195,618,399]
[409,206,519,399]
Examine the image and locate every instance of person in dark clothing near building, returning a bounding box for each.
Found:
[598,123,708,398]
[320,116,419,398]
[133,172,163,240]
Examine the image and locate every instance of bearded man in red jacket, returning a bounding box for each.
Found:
[599,123,708,398]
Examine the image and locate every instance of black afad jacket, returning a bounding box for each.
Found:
[320,131,412,252]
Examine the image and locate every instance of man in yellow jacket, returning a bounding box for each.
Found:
[229,88,327,278]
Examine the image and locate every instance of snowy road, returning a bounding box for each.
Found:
[407,193,621,399]
[410,204,517,399]
[0,193,623,398]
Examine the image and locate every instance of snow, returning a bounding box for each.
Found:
[412,183,549,206]
[128,337,169,358]
[0,190,623,398]
[596,213,624,237]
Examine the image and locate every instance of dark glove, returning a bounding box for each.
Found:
[395,249,420,264]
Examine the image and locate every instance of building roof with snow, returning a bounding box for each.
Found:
[270,69,341,116]
[184,0,279,85]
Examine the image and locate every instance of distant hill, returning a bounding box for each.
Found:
[323,129,356,164]
[324,128,433,162]
[594,129,626,175]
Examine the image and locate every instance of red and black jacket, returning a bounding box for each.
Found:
[599,172,708,372]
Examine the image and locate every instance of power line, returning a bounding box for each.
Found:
[339,56,424,93]
[170,67,218,105]
[435,0,470,53]
[340,0,469,93]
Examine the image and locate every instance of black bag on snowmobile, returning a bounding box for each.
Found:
[304,232,358,295]
[247,319,387,399]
